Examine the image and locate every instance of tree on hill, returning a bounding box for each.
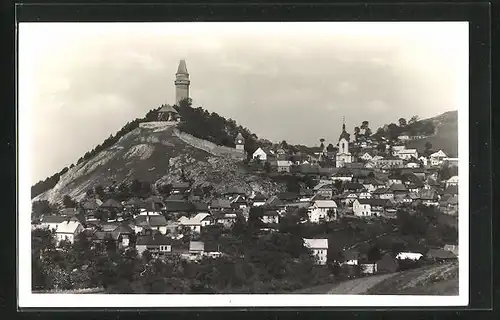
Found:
[62,195,77,208]
[398,118,407,127]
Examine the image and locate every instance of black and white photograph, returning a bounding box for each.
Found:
[18,21,469,307]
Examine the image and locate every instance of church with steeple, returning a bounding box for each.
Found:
[335,117,353,167]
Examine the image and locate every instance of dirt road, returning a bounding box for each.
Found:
[326,273,395,294]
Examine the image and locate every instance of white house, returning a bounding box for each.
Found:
[303,238,329,265]
[277,160,293,173]
[39,216,73,231]
[177,213,211,233]
[395,252,423,261]
[430,150,448,166]
[55,221,84,244]
[352,199,373,217]
[446,175,459,188]
[391,145,406,156]
[252,147,269,161]
[251,193,267,207]
[308,200,338,223]
[396,149,418,160]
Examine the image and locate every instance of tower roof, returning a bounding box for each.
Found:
[236,133,244,140]
[338,116,350,141]
[176,60,188,75]
[158,104,178,114]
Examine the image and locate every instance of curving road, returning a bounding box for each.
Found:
[326,273,395,294]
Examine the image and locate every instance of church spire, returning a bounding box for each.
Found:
[339,116,350,141]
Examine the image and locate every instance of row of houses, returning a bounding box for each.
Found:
[303,237,458,270]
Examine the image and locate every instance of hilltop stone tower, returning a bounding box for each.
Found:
[175,60,190,105]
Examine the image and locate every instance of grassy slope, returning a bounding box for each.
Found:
[406,110,458,157]
[34,124,279,203]
[366,262,458,295]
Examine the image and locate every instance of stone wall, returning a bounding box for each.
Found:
[173,129,246,160]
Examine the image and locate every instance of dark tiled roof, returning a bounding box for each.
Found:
[192,202,209,211]
[252,193,267,201]
[344,182,364,190]
[136,232,172,246]
[390,184,407,192]
[81,199,100,210]
[164,200,195,212]
[134,215,167,227]
[210,199,232,209]
[40,215,71,224]
[444,185,458,195]
[222,186,246,195]
[426,248,457,259]
[101,198,123,209]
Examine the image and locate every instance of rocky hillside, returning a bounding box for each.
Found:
[407,110,458,157]
[33,122,281,204]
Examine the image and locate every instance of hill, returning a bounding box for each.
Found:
[406,110,458,157]
[33,122,281,204]
[294,262,458,295]
[366,261,458,295]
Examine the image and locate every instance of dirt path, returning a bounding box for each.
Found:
[327,273,395,294]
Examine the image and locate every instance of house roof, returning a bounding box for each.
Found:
[40,215,72,224]
[419,189,438,200]
[390,183,407,192]
[231,195,247,204]
[101,198,123,209]
[189,241,205,252]
[252,193,267,201]
[303,238,328,249]
[142,198,164,211]
[164,200,195,212]
[210,199,232,209]
[426,248,457,259]
[178,213,211,226]
[264,196,284,207]
[344,182,365,190]
[444,185,458,195]
[81,199,100,210]
[192,202,209,211]
[222,186,246,195]
[158,104,178,114]
[312,200,338,208]
[136,232,172,246]
[372,187,391,194]
[134,215,167,227]
[357,198,388,206]
[56,221,81,234]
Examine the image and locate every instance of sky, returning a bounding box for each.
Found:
[19,22,468,184]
